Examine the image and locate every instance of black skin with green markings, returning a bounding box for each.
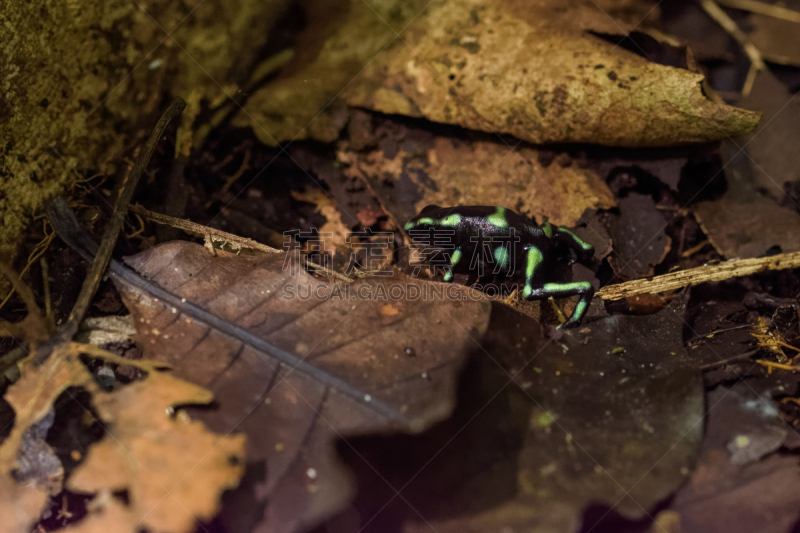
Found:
[405,205,595,328]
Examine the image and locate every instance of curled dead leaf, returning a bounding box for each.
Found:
[344,0,760,146]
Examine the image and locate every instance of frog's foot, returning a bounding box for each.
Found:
[526,281,594,328]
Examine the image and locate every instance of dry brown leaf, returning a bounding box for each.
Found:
[338,111,615,227]
[736,72,800,200]
[749,14,800,67]
[606,193,671,279]
[694,140,800,258]
[0,343,93,533]
[344,0,760,146]
[0,475,48,533]
[0,342,245,533]
[65,348,247,533]
[348,295,701,533]
[0,343,94,475]
[111,240,492,532]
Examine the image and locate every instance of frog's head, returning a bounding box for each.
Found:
[404,205,442,230]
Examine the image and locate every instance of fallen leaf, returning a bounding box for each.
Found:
[671,384,800,533]
[0,342,245,533]
[339,111,615,227]
[694,142,800,258]
[291,187,352,261]
[344,0,760,146]
[112,240,491,532]
[749,14,800,68]
[66,349,247,533]
[341,292,703,533]
[0,475,48,533]
[592,146,695,192]
[737,72,800,201]
[660,1,735,62]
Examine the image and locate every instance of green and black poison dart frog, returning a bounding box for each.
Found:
[404,205,595,328]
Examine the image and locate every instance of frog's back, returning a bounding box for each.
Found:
[405,205,534,235]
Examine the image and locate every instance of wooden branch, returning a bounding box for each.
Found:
[596,250,800,301]
[128,205,355,283]
[129,204,282,254]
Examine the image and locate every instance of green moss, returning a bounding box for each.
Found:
[1,0,288,257]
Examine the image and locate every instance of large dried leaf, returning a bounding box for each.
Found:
[339,111,615,227]
[344,0,760,147]
[112,241,491,532]
[749,14,800,68]
[347,293,702,532]
[0,476,47,533]
[737,72,800,201]
[0,344,64,532]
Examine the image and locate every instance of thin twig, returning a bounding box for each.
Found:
[63,97,186,337]
[0,261,42,319]
[700,0,766,96]
[128,205,355,283]
[40,258,53,331]
[700,349,759,370]
[716,0,800,23]
[596,250,800,301]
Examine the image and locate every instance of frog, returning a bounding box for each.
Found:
[404,205,596,328]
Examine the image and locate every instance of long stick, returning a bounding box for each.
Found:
[597,251,800,301]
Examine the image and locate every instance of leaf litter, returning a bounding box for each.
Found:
[10,0,800,531]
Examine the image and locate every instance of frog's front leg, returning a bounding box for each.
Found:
[443,248,462,282]
[520,246,593,328]
[527,281,594,328]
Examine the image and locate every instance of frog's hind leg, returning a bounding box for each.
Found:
[443,248,462,282]
[526,281,595,329]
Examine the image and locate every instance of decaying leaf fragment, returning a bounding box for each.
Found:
[67,348,247,533]
[338,111,615,227]
[344,0,761,146]
[113,240,492,532]
[0,342,245,533]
